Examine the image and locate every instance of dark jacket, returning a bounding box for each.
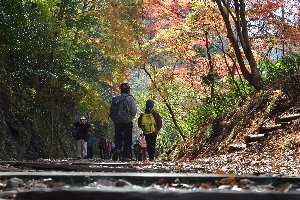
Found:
[74,122,91,140]
[138,110,162,136]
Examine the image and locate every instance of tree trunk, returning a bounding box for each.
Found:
[215,0,264,91]
[205,31,215,98]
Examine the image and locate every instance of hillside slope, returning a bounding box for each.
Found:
[175,73,300,175]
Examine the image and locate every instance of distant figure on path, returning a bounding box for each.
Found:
[74,116,91,159]
[86,131,95,159]
[133,140,141,161]
[98,134,107,159]
[139,134,147,161]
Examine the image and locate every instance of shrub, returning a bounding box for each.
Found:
[260,54,300,83]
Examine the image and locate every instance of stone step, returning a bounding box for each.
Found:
[244,133,267,143]
[275,113,300,123]
[258,124,283,133]
[228,144,246,152]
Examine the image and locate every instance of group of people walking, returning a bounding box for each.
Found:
[73,120,114,160]
[133,134,147,161]
[73,82,162,162]
[98,135,115,160]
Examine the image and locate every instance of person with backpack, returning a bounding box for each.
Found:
[138,99,162,161]
[74,116,91,159]
[109,82,137,162]
[86,132,95,159]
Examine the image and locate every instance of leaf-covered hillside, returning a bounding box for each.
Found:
[173,73,300,175]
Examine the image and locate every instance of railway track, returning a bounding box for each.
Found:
[0,160,300,200]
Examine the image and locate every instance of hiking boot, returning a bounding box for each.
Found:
[112,149,120,161]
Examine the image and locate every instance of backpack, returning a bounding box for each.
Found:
[140,113,156,134]
[109,94,132,123]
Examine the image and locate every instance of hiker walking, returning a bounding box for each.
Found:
[133,140,141,161]
[74,116,91,159]
[107,141,114,159]
[109,82,137,162]
[98,135,107,159]
[138,99,162,161]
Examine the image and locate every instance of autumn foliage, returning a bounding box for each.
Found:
[140,0,299,91]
